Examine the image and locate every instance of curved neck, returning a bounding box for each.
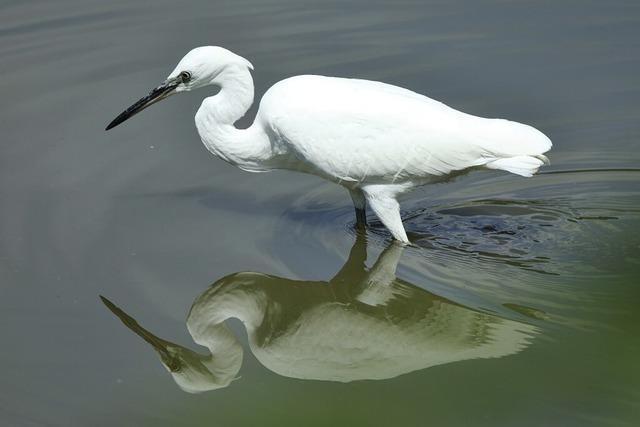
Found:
[209,65,255,124]
[186,277,269,351]
[172,282,268,393]
[195,66,273,172]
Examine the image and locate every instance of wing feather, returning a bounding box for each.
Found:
[259,75,551,182]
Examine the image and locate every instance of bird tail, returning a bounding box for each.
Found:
[485,154,550,177]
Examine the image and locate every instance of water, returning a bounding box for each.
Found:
[1,0,639,425]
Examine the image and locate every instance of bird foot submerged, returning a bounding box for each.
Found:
[354,207,367,229]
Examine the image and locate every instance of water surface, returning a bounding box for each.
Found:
[1,0,639,426]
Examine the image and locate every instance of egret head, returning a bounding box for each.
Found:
[154,342,242,394]
[105,46,253,130]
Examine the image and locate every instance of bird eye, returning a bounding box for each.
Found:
[179,71,192,83]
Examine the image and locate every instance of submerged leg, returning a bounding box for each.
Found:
[349,188,367,229]
[362,185,409,244]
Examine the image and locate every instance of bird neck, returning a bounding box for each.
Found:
[178,287,262,393]
[195,66,273,172]
[170,318,244,393]
[187,276,268,346]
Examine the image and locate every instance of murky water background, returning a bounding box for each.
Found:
[1,0,639,425]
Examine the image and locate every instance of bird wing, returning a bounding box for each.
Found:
[259,75,551,183]
[257,300,537,382]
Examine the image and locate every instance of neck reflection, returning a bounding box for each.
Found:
[102,234,538,393]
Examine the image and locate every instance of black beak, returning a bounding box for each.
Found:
[105,78,181,131]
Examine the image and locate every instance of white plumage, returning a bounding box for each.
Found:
[107,46,552,242]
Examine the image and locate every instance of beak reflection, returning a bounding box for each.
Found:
[99,296,182,372]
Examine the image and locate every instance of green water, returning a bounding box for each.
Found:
[1,0,639,426]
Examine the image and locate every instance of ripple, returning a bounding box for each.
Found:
[279,170,639,260]
[272,169,640,328]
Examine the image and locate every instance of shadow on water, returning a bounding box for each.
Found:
[121,169,639,287]
[268,168,640,327]
[276,168,639,266]
[102,232,539,394]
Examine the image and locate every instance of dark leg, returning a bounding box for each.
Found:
[355,207,367,229]
[349,188,367,230]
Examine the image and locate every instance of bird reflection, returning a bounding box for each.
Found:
[102,234,538,393]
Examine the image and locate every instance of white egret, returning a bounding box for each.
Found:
[102,236,538,393]
[106,46,552,243]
